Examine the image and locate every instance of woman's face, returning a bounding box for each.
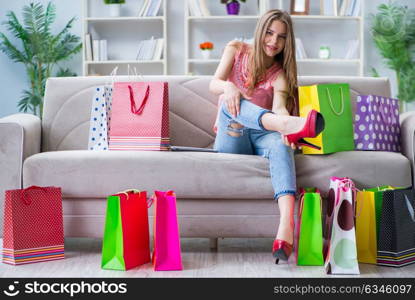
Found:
[263,20,287,58]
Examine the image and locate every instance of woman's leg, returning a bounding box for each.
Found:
[214,99,254,154]
[251,131,296,243]
[221,99,306,135]
[276,194,295,244]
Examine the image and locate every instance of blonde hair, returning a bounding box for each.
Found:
[246,9,298,115]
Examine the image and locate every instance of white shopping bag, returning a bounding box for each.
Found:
[324,177,360,275]
[88,68,117,150]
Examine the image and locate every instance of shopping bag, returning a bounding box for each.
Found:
[355,190,378,264]
[377,188,415,267]
[101,190,151,270]
[152,190,183,271]
[88,85,113,150]
[295,188,324,266]
[354,95,401,152]
[109,81,170,151]
[88,67,117,150]
[324,177,360,275]
[298,83,354,154]
[2,186,64,265]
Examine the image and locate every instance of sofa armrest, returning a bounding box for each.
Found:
[0,113,41,236]
[400,111,415,187]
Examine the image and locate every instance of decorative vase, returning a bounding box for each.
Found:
[201,50,211,60]
[226,1,240,15]
[319,46,331,59]
[109,4,121,17]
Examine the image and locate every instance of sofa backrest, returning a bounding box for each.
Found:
[42,75,391,152]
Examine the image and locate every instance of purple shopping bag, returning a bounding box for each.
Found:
[354,95,401,152]
[151,190,183,271]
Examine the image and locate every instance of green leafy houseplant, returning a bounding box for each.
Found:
[371,2,415,107]
[0,2,82,117]
[104,0,126,4]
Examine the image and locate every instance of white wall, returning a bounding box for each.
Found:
[0,0,413,117]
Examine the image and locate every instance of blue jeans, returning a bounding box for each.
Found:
[214,99,296,200]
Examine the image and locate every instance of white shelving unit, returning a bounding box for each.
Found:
[184,0,364,76]
[82,0,167,76]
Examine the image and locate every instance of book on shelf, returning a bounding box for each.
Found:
[258,0,270,14]
[153,38,164,60]
[199,0,211,16]
[85,33,93,61]
[138,0,149,17]
[339,0,360,16]
[344,40,359,59]
[320,0,337,16]
[136,37,162,61]
[144,0,162,17]
[99,40,108,61]
[188,0,210,17]
[295,38,308,59]
[92,40,100,62]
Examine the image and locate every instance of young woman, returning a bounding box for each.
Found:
[209,9,324,264]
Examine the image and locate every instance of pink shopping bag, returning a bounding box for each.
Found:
[151,190,183,271]
[109,81,170,151]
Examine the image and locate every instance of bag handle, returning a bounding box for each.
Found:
[104,66,118,87]
[326,87,344,116]
[404,194,415,223]
[128,84,150,115]
[21,186,48,205]
[148,191,176,208]
[298,188,322,214]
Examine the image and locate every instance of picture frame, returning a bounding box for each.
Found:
[320,0,338,16]
[290,0,310,15]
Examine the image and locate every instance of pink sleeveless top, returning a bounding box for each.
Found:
[214,42,283,133]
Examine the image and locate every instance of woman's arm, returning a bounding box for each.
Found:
[209,40,242,117]
[272,72,297,149]
[272,72,290,116]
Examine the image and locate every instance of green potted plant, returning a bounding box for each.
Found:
[0,2,81,117]
[104,0,126,17]
[220,0,246,15]
[371,2,415,111]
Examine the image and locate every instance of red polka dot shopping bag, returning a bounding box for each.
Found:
[324,177,360,275]
[109,81,170,151]
[2,186,64,265]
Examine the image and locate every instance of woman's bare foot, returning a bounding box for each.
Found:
[276,218,294,245]
[261,113,306,135]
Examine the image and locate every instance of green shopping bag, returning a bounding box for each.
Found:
[299,83,355,154]
[295,188,324,266]
[101,190,151,270]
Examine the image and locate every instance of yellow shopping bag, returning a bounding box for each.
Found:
[298,83,354,154]
[355,191,377,264]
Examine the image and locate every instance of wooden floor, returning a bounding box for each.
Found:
[1,238,414,278]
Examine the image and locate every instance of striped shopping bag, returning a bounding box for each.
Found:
[2,186,64,265]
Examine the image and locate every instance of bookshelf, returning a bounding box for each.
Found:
[184,0,364,76]
[82,0,167,76]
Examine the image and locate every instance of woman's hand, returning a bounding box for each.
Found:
[223,82,241,118]
[282,135,300,150]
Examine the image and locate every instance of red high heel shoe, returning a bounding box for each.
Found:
[285,110,325,150]
[272,239,293,264]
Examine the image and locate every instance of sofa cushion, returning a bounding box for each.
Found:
[23,150,411,198]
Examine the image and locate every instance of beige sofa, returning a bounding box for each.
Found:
[1,76,414,239]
